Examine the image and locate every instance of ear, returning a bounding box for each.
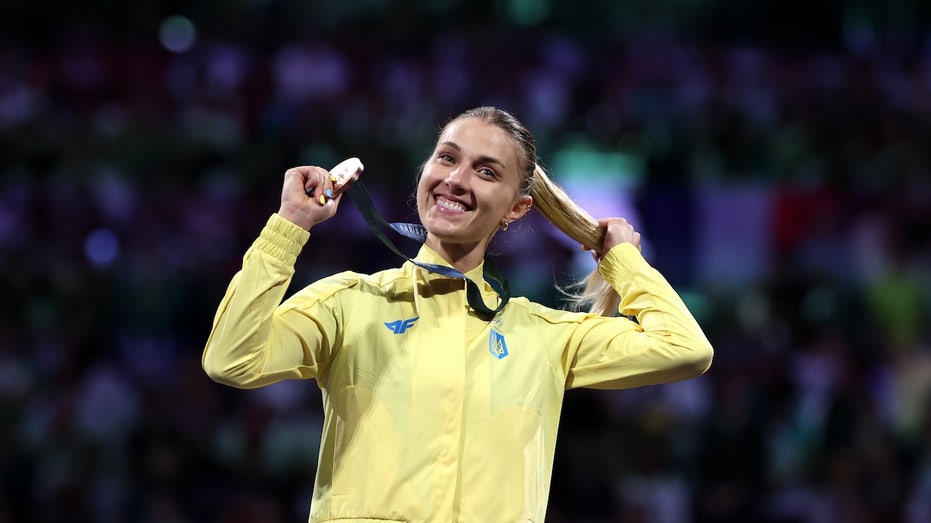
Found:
[504,195,533,223]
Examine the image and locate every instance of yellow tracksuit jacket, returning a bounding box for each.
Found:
[203,214,713,523]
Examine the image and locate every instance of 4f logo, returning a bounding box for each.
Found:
[385,317,419,334]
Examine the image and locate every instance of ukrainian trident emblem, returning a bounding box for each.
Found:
[489,329,508,359]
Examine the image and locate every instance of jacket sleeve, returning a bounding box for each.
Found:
[202,214,337,389]
[564,243,713,390]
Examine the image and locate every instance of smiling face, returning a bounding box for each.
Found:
[416,117,533,269]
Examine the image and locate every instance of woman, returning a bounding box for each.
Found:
[202,106,712,522]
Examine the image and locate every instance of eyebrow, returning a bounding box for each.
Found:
[439,141,506,168]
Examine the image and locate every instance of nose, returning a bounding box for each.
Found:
[444,166,469,191]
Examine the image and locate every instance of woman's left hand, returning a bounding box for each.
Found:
[587,217,641,262]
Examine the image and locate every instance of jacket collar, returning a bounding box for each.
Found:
[409,245,499,302]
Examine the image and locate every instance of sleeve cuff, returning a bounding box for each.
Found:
[251,214,311,266]
[597,242,644,283]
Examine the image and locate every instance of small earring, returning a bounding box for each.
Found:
[500,221,509,232]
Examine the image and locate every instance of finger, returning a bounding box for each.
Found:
[305,184,336,205]
[298,168,336,205]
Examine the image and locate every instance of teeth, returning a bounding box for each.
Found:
[437,198,465,212]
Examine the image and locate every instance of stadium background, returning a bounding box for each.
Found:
[1,1,931,521]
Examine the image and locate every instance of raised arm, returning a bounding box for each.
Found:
[565,218,713,389]
[202,165,344,388]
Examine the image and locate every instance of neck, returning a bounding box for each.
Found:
[424,236,488,273]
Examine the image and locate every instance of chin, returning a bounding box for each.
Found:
[425,228,463,243]
[423,215,461,235]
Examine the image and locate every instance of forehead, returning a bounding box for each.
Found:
[437,118,521,167]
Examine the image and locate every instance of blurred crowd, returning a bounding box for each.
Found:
[2,1,931,522]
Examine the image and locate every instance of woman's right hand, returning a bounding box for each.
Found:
[277,166,341,231]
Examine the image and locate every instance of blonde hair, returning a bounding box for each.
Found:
[439,106,621,316]
[528,165,621,316]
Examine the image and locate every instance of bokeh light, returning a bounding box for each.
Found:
[84,228,119,267]
[159,15,197,53]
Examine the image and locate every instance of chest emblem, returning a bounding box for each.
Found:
[489,329,509,359]
[385,317,419,334]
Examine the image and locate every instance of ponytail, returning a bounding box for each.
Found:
[528,165,621,317]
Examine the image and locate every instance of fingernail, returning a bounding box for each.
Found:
[305,187,313,196]
[329,174,338,183]
[325,188,333,198]
[319,194,327,205]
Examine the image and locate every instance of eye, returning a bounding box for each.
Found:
[477,167,498,179]
[436,152,455,164]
